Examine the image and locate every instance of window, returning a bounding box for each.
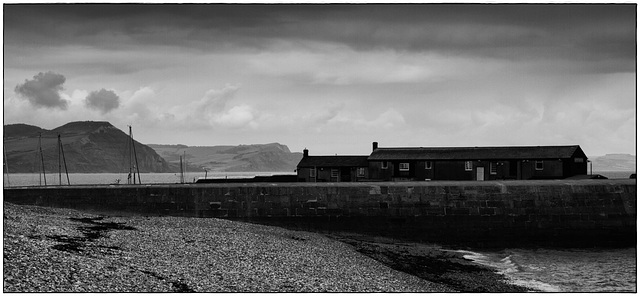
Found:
[331,169,339,178]
[490,162,497,175]
[357,167,366,177]
[382,161,388,169]
[535,161,544,170]
[399,163,410,171]
[465,161,473,171]
[310,168,316,178]
[574,158,584,163]
[425,161,432,169]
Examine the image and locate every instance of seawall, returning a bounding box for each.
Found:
[4,179,636,247]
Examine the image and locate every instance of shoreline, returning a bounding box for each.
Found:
[4,202,530,292]
[324,232,533,292]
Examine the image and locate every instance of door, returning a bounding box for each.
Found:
[476,167,485,181]
[341,167,351,182]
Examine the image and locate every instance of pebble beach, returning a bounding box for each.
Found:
[3,202,529,292]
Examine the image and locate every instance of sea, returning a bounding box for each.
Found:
[2,171,636,292]
[454,248,636,292]
[2,171,295,187]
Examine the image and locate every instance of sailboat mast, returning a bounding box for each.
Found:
[4,142,11,187]
[38,133,47,186]
[179,155,184,183]
[58,134,70,185]
[128,126,133,184]
[129,126,142,184]
[58,134,62,185]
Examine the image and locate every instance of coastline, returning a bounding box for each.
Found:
[2,202,531,292]
[325,233,532,292]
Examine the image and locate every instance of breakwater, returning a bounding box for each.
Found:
[4,179,636,247]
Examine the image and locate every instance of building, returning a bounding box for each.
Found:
[296,149,369,182]
[368,142,588,181]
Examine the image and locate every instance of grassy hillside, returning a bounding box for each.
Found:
[590,154,636,172]
[4,121,173,173]
[149,143,303,172]
[4,124,46,138]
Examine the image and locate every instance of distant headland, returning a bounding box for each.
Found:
[3,121,302,174]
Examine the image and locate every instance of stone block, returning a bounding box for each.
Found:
[449,207,470,215]
[463,200,480,208]
[479,207,495,216]
[568,220,595,229]
[425,207,445,216]
[486,200,505,208]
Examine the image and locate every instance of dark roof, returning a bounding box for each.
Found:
[297,156,369,168]
[368,145,586,161]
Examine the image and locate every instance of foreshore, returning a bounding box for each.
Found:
[3,202,530,292]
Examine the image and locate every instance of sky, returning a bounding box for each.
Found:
[3,4,637,156]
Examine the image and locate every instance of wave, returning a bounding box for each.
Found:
[450,248,636,292]
[450,249,562,292]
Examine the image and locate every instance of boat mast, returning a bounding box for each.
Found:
[58,134,62,185]
[38,133,47,186]
[183,151,187,183]
[127,125,131,184]
[179,155,184,183]
[58,134,70,185]
[129,126,142,184]
[4,142,10,187]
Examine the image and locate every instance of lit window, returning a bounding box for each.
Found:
[535,161,544,170]
[357,167,366,177]
[310,168,316,177]
[465,161,473,171]
[490,162,497,175]
[399,163,410,171]
[331,169,339,178]
[382,161,388,169]
[425,161,432,169]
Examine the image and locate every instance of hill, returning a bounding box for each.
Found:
[590,154,636,172]
[149,143,303,172]
[3,123,46,139]
[4,121,173,173]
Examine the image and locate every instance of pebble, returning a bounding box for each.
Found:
[3,203,452,292]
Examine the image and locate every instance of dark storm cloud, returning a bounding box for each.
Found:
[85,89,120,114]
[14,71,69,109]
[4,4,635,69]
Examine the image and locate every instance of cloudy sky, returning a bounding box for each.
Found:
[3,4,636,156]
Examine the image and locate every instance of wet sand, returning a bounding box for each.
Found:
[3,202,530,292]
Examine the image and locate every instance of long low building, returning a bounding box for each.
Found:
[297,142,588,182]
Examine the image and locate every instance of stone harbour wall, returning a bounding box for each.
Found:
[4,179,636,247]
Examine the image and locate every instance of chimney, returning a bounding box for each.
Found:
[372,142,378,152]
[303,148,309,157]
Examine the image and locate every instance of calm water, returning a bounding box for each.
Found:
[3,172,294,187]
[595,171,636,179]
[454,248,636,292]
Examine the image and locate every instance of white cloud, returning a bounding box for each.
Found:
[213,104,257,128]
[188,84,241,119]
[121,87,158,125]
